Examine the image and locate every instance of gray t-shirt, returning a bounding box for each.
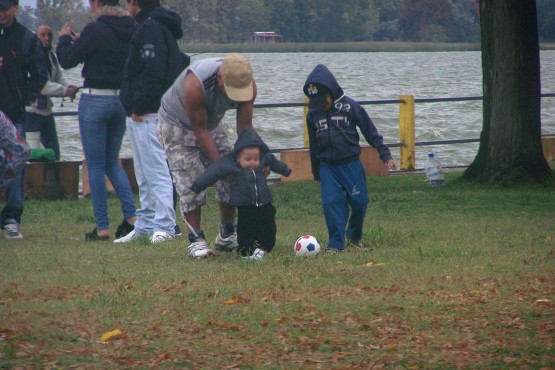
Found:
[159,57,238,132]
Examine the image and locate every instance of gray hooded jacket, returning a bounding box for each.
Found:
[191,129,291,207]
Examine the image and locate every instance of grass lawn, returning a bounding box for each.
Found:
[1,171,554,368]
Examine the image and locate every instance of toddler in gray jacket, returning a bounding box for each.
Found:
[192,128,291,260]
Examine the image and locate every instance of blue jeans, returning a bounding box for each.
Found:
[1,123,24,227]
[320,160,369,250]
[24,112,60,160]
[126,116,175,235]
[78,94,136,230]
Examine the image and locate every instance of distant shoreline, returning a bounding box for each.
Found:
[181,41,555,54]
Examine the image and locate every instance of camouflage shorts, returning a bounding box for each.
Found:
[157,117,233,215]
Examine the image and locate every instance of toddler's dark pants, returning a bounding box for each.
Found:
[237,203,276,256]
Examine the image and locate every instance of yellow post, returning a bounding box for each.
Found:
[303,97,309,148]
[399,94,415,170]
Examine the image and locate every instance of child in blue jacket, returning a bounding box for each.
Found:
[192,128,291,260]
[303,64,396,253]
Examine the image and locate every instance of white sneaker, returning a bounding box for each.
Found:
[188,238,214,259]
[3,222,23,239]
[151,231,174,244]
[214,232,238,252]
[114,230,142,244]
[242,248,265,260]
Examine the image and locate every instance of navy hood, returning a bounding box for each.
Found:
[232,128,270,157]
[138,6,183,40]
[99,18,135,44]
[303,64,344,102]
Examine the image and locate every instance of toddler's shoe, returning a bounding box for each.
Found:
[241,248,265,260]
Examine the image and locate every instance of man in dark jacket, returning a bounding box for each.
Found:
[192,128,291,260]
[114,0,184,244]
[0,0,48,239]
[303,64,396,253]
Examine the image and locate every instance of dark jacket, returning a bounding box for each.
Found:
[0,19,48,123]
[120,6,185,116]
[56,6,135,89]
[303,64,392,180]
[191,129,292,207]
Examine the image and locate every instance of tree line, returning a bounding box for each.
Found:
[17,0,555,44]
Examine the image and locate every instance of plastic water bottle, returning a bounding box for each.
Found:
[425,152,445,186]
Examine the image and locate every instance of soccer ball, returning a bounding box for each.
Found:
[294,235,321,257]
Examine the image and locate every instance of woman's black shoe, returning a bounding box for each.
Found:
[85,228,110,241]
[115,219,134,238]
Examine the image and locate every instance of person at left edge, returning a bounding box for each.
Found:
[25,24,79,161]
[56,0,138,241]
[0,0,48,239]
[115,0,185,244]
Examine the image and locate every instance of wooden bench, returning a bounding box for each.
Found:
[20,157,137,200]
[81,157,138,197]
[24,161,81,200]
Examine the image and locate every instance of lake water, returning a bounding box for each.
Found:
[54,51,555,169]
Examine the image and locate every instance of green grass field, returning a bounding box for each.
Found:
[1,172,554,368]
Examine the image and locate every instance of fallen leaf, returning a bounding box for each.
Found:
[99,329,124,342]
[223,295,250,305]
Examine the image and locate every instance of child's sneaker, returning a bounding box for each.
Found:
[347,240,372,251]
[188,231,214,259]
[3,221,23,239]
[242,248,265,260]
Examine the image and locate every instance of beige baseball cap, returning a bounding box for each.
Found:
[220,54,253,102]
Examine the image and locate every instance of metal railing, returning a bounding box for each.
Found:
[53,93,555,170]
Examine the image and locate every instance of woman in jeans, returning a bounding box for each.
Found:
[56,0,137,240]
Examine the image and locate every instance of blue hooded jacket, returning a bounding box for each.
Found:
[303,64,392,180]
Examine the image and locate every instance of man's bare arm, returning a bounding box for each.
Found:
[235,80,257,135]
[184,72,221,163]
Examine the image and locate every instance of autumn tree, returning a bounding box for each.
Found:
[35,0,89,35]
[397,0,457,42]
[462,0,552,184]
[16,6,37,30]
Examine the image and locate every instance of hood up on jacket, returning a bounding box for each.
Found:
[303,64,345,104]
[138,6,183,40]
[232,128,270,158]
[95,6,136,43]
